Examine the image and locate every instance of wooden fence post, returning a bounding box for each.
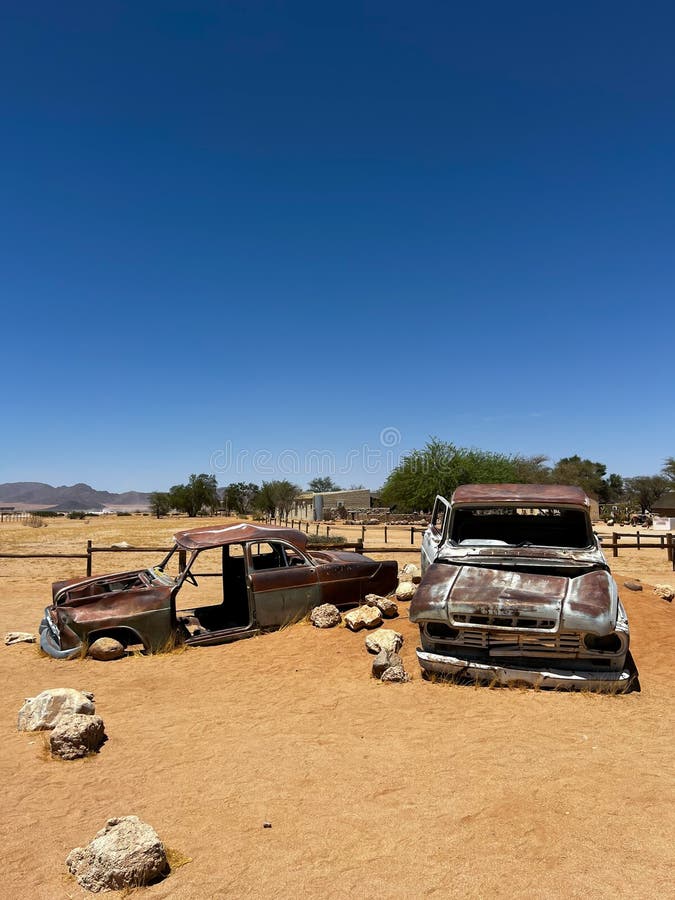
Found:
[410,526,414,545]
[636,530,641,550]
[361,525,365,543]
[86,540,92,577]
[667,533,673,563]
[612,531,619,557]
[384,525,388,543]
[356,539,364,554]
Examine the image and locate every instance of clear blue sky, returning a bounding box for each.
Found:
[2,1,674,492]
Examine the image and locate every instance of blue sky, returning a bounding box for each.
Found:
[1,1,674,491]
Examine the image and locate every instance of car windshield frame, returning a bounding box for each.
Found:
[447,504,594,550]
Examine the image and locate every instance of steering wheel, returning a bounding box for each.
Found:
[183,571,199,587]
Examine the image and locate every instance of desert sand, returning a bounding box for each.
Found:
[0,515,673,898]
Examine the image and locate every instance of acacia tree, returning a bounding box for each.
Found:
[255,480,300,518]
[148,491,171,519]
[168,474,219,517]
[624,475,670,512]
[662,457,675,482]
[224,482,259,514]
[308,476,341,493]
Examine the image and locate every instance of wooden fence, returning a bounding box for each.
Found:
[269,517,427,545]
[1,530,674,576]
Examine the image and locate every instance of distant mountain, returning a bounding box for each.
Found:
[0,482,151,512]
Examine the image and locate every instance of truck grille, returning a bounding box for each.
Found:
[430,627,582,655]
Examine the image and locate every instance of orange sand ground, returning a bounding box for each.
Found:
[0,516,673,898]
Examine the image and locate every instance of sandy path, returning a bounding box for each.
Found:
[0,517,673,898]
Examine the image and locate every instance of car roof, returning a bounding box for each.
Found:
[173,522,309,551]
[451,483,590,507]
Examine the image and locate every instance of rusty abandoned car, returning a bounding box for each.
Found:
[39,523,398,659]
[411,484,635,690]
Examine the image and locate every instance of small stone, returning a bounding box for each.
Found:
[365,628,404,654]
[395,581,417,602]
[399,564,421,584]
[364,594,399,618]
[17,688,95,732]
[381,665,411,683]
[263,822,272,829]
[623,581,643,592]
[4,632,36,645]
[653,584,674,601]
[344,606,383,631]
[66,816,167,892]
[50,714,107,760]
[110,541,132,549]
[310,604,342,628]
[372,650,403,678]
[88,637,125,661]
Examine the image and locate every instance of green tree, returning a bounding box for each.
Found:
[168,474,219,517]
[224,482,259,514]
[308,476,341,493]
[550,455,616,501]
[255,480,300,517]
[148,491,171,519]
[624,475,670,512]
[379,438,543,512]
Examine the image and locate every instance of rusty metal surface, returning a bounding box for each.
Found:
[174,522,309,551]
[451,483,590,507]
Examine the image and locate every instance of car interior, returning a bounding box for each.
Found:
[450,507,592,549]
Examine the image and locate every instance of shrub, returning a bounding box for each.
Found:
[67,511,87,520]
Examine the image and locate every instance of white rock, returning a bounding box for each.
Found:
[4,632,36,645]
[310,604,342,628]
[17,688,95,732]
[50,714,107,760]
[395,581,417,602]
[365,628,404,654]
[111,541,132,549]
[381,664,411,683]
[66,816,167,892]
[653,583,674,601]
[344,606,383,631]
[399,563,421,584]
[364,594,399,618]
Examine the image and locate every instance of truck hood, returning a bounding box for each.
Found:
[409,562,618,635]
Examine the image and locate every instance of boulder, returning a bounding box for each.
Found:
[381,664,411,683]
[372,650,403,678]
[395,581,417,602]
[399,563,421,584]
[88,638,125,661]
[364,594,399,618]
[344,606,383,631]
[653,584,674,601]
[365,628,404,654]
[4,631,36,645]
[17,688,95,732]
[623,580,643,592]
[66,816,168,892]
[310,604,342,628]
[50,714,107,760]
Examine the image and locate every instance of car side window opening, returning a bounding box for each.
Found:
[176,543,251,632]
[432,499,447,535]
[248,541,308,570]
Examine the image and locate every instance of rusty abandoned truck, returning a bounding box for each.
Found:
[410,484,634,690]
[39,523,398,659]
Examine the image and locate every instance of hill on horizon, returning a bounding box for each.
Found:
[0,481,151,512]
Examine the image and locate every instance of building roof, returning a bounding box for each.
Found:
[653,491,675,512]
[451,483,590,507]
[174,522,308,551]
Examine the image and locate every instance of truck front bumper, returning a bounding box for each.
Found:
[416,649,634,691]
[39,614,82,660]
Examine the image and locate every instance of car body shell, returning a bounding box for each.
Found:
[39,523,398,659]
[410,484,634,691]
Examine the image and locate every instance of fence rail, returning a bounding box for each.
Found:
[1,529,674,575]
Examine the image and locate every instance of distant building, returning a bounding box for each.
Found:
[286,489,379,521]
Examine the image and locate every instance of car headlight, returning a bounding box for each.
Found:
[584,632,623,653]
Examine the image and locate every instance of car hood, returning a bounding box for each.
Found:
[409,562,618,635]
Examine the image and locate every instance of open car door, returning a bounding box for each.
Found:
[422,496,450,573]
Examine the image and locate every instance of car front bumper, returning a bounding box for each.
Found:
[416,649,634,691]
[39,614,82,660]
